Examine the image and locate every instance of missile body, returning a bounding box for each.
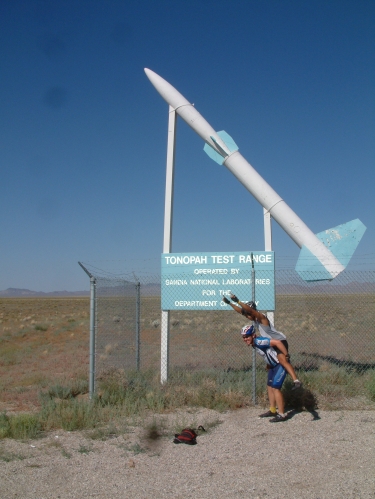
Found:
[145,68,366,280]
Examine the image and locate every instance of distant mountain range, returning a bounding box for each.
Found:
[1,280,373,298]
[276,281,375,294]
[0,288,90,297]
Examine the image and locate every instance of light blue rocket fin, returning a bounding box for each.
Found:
[204,130,238,165]
[295,219,367,282]
[315,219,366,267]
[295,246,333,282]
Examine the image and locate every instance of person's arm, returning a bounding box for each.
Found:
[230,294,269,325]
[222,296,243,314]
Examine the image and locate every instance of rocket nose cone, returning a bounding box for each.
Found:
[144,68,158,83]
[144,68,164,91]
[144,68,190,109]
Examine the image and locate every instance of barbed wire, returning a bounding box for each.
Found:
[80,253,375,278]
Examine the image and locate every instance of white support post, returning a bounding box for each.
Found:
[264,208,272,251]
[161,106,177,384]
[264,207,274,325]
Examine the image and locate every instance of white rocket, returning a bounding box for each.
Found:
[145,68,366,281]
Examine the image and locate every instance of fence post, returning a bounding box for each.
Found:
[78,262,97,400]
[135,281,141,370]
[89,276,96,399]
[251,254,257,405]
[161,311,170,383]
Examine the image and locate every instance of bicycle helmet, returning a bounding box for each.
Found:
[241,325,255,337]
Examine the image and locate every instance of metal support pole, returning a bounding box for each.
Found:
[251,253,257,405]
[264,207,272,252]
[78,262,97,399]
[264,208,274,325]
[89,276,96,399]
[161,106,177,384]
[135,281,141,370]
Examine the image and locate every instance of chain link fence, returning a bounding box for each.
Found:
[80,266,375,400]
[95,277,140,374]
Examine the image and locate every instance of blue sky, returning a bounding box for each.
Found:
[1,0,374,291]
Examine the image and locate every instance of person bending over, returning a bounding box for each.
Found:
[241,324,288,422]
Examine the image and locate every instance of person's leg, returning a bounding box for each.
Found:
[269,366,288,422]
[273,388,285,415]
[276,352,296,379]
[267,385,277,409]
[276,352,301,388]
[259,370,278,417]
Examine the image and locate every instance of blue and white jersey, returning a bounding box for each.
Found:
[253,337,279,368]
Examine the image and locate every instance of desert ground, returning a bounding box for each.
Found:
[0,297,375,498]
[0,298,90,413]
[1,407,374,498]
[1,294,375,412]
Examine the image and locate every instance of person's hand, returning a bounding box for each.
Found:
[231,294,239,303]
[222,296,230,304]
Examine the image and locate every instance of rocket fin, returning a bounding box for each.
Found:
[295,246,335,282]
[315,218,367,267]
[204,131,238,165]
[295,219,367,282]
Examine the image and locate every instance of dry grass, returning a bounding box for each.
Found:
[1,294,374,417]
[0,298,90,412]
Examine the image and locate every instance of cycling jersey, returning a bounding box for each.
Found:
[253,337,287,389]
[253,337,279,367]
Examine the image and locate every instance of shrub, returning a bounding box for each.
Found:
[0,413,11,439]
[1,412,41,440]
[44,378,89,401]
[34,325,48,331]
[40,399,99,432]
[365,370,375,401]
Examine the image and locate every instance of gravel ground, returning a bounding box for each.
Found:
[1,408,374,499]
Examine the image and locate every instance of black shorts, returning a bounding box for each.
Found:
[273,339,289,355]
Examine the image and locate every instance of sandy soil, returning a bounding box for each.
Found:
[1,407,374,499]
